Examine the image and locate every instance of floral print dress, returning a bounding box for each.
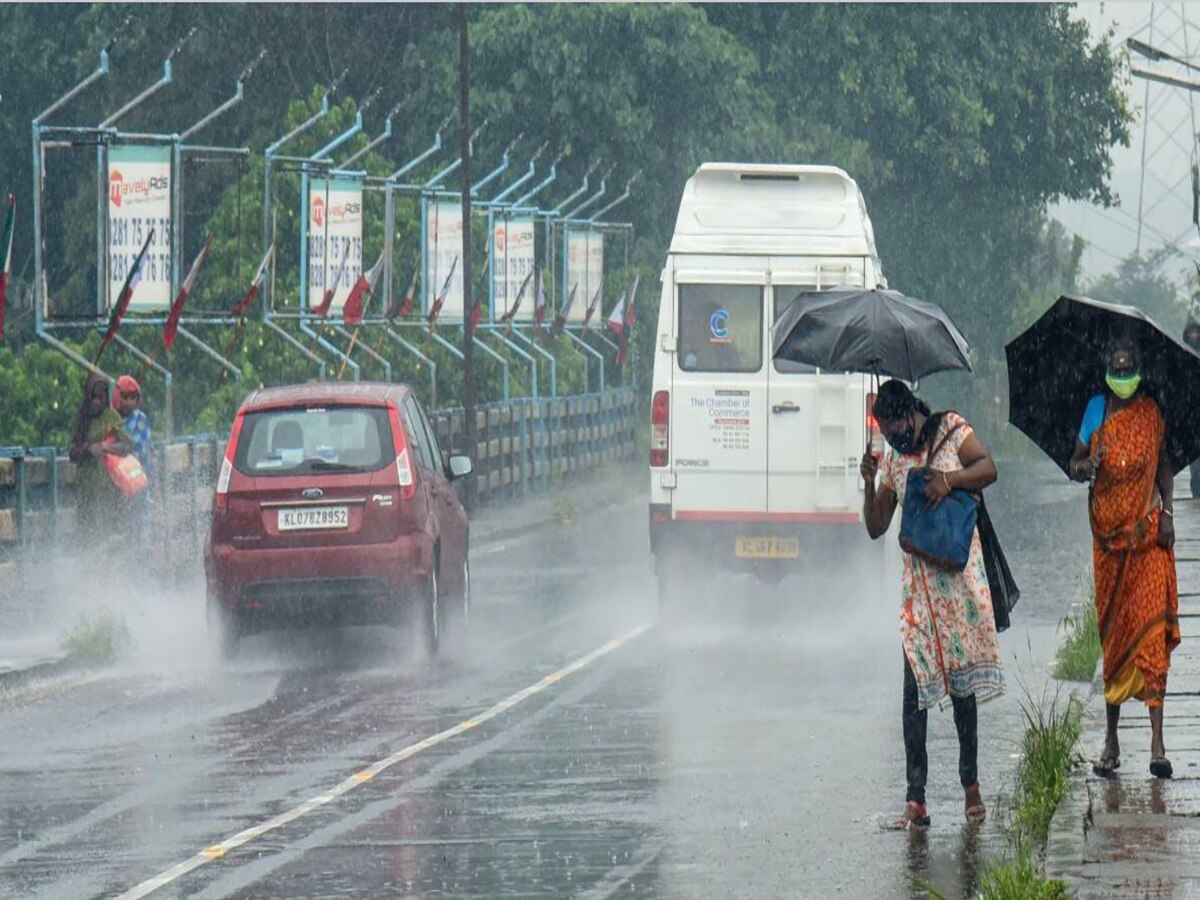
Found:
[880,412,1006,711]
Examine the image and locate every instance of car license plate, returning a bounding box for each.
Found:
[735,537,800,559]
[277,506,349,531]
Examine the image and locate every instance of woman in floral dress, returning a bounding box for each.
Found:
[860,380,1005,829]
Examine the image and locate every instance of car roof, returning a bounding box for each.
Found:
[240,381,411,412]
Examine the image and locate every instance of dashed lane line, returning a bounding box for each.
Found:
[113,622,653,900]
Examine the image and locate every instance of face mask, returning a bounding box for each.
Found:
[1106,372,1141,400]
[885,417,918,455]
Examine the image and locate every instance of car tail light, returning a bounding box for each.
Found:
[214,411,246,514]
[387,404,416,500]
[650,390,669,467]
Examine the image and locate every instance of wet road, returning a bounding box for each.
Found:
[0,464,1090,899]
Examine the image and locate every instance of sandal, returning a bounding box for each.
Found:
[964,783,987,824]
[1092,753,1120,777]
[1150,756,1173,779]
[880,801,930,831]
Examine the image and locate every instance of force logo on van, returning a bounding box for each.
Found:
[675,458,710,468]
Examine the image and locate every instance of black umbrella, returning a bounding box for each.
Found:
[1005,294,1200,475]
[771,287,973,381]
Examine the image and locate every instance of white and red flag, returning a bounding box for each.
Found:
[163,234,213,350]
[581,276,604,331]
[311,249,349,319]
[231,243,274,318]
[427,254,458,325]
[552,282,578,337]
[0,195,13,342]
[533,268,547,334]
[342,250,386,326]
[388,251,420,320]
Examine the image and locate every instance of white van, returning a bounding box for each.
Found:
[648,163,887,606]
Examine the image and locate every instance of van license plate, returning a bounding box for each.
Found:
[735,537,800,559]
[278,506,349,531]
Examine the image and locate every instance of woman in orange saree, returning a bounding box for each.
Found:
[1070,340,1181,779]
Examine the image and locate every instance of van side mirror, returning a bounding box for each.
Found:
[448,455,473,481]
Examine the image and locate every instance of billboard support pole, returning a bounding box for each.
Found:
[386,328,438,407]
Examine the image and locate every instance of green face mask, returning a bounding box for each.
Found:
[1106,372,1141,400]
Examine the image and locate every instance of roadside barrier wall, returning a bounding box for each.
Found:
[0,386,640,587]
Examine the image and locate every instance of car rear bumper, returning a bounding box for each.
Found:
[205,533,431,628]
[648,503,864,570]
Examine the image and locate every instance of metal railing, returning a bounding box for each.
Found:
[0,387,640,577]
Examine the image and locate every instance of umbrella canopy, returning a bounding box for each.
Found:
[1005,294,1200,475]
[771,287,972,381]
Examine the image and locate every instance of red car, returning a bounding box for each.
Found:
[203,382,472,658]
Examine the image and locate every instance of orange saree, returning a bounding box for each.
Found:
[1089,394,1180,708]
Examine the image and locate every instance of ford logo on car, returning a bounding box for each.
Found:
[301,488,323,500]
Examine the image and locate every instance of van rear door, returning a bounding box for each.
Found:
[766,260,867,521]
[669,270,768,518]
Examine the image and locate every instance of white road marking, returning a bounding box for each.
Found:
[113,622,653,899]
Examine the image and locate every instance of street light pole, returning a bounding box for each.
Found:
[458,3,478,507]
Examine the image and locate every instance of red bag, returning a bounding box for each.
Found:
[104,449,149,498]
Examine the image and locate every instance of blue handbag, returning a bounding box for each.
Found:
[898,420,979,571]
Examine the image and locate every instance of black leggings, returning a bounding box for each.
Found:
[903,654,978,805]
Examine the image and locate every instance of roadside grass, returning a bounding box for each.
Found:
[977,689,1083,900]
[917,687,1082,900]
[1053,588,1101,682]
[552,491,580,526]
[60,608,131,666]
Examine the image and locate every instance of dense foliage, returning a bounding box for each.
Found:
[0,3,1132,446]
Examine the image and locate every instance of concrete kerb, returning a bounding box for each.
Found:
[1042,662,1104,883]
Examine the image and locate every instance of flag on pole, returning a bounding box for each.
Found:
[388,251,420,320]
[500,269,535,323]
[626,273,640,331]
[312,249,350,319]
[162,234,213,351]
[99,229,154,353]
[427,254,458,325]
[552,282,578,337]
[231,243,273,318]
[606,292,627,338]
[342,250,386,326]
[608,292,628,367]
[533,268,547,334]
[581,276,604,330]
[0,195,14,342]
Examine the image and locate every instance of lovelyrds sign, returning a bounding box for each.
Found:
[107,144,172,311]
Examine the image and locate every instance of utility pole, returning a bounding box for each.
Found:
[458,2,478,507]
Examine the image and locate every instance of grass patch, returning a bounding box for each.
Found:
[1053,591,1101,682]
[60,609,131,666]
[917,688,1083,900]
[551,492,579,526]
[976,690,1083,900]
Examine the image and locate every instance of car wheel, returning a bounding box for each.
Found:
[419,564,440,657]
[207,596,241,661]
[450,552,470,629]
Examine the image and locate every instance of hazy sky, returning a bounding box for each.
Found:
[1053,2,1200,289]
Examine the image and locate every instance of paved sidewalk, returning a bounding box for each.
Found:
[1046,485,1200,898]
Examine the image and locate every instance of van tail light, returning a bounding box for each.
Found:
[214,411,246,514]
[650,390,669,467]
[387,404,417,500]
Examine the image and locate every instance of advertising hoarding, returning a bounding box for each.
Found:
[107,144,172,311]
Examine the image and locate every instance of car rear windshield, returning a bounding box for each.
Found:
[233,405,395,476]
[677,283,762,373]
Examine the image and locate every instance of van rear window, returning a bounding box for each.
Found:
[233,406,394,476]
[677,284,762,373]
[773,287,821,374]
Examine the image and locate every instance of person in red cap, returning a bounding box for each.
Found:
[113,374,153,535]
